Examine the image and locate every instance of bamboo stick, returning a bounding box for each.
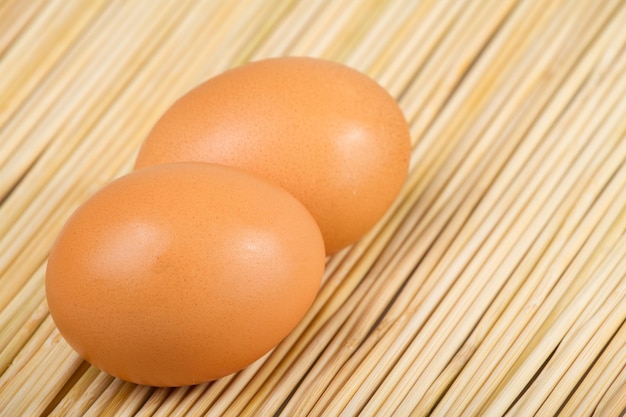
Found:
[132,387,172,417]
[48,366,112,417]
[0,329,83,415]
[480,164,626,415]
[432,6,619,412]
[531,274,626,415]
[0,263,45,352]
[594,366,626,417]
[0,0,109,165]
[373,63,626,417]
[0,0,47,57]
[561,324,626,416]
[0,0,163,201]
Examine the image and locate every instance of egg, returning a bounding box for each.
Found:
[134,57,411,254]
[45,163,325,386]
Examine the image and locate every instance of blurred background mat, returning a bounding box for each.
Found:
[1,0,625,415]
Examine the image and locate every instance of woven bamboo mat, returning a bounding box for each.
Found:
[0,0,625,415]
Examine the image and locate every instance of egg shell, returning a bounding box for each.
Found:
[45,162,325,386]
[134,57,411,254]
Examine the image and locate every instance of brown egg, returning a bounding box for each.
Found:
[135,57,411,254]
[45,163,325,386]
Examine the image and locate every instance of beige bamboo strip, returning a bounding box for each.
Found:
[0,0,47,57]
[430,18,626,416]
[302,0,588,412]
[374,0,465,95]
[507,250,626,415]
[343,0,429,74]
[0,0,169,200]
[0,0,202,306]
[48,367,113,416]
[248,1,325,59]
[132,387,172,417]
[388,0,585,317]
[418,150,626,416]
[402,0,554,180]
[469,193,626,416]
[532,279,626,415]
[158,383,210,417]
[400,0,624,372]
[383,0,558,264]
[374,0,560,292]
[234,0,516,412]
[183,350,270,416]
[427,114,624,412]
[407,109,626,415]
[561,324,626,415]
[284,0,373,58]
[145,386,193,417]
[322,0,390,62]
[478,170,626,414]
[0,329,83,415]
[177,373,240,416]
[369,54,626,417]
[0,314,54,390]
[81,378,130,417]
[586,346,626,417]
[414,22,622,414]
[0,285,45,371]
[110,384,153,417]
[430,141,626,412]
[188,0,296,81]
[401,0,519,147]
[500,132,624,358]
[0,0,198,244]
[459,95,626,416]
[95,382,152,417]
[0,263,44,351]
[0,0,109,164]
[43,360,93,414]
[594,365,626,417]
[0,298,47,374]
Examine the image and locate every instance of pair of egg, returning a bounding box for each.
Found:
[46,57,411,386]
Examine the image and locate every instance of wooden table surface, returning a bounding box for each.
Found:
[0,1,625,415]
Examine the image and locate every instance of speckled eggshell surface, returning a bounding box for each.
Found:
[134,57,412,254]
[45,163,325,386]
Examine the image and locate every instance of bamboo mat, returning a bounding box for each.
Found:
[0,0,625,415]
